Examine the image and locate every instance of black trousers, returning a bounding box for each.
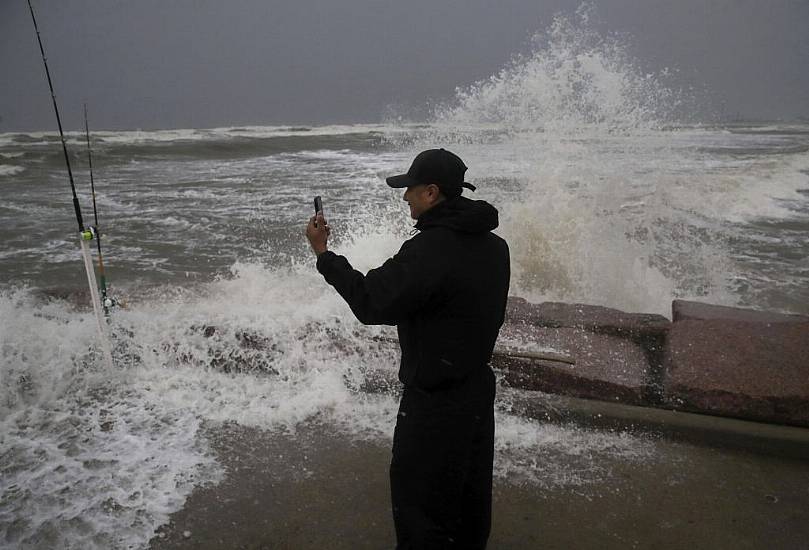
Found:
[390,369,496,550]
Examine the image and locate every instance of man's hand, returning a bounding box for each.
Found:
[306,212,330,255]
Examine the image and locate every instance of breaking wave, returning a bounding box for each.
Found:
[435,5,682,133]
[387,7,739,315]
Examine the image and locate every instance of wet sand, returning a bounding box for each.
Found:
[150,420,809,550]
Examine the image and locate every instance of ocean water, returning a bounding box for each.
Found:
[2,13,808,550]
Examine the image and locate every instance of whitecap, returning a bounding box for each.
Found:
[0,165,25,177]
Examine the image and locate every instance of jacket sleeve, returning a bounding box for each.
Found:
[315,237,439,325]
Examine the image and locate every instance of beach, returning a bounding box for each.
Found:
[149,420,809,550]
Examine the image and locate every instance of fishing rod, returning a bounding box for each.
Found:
[28,0,114,369]
[27,0,86,235]
[83,103,113,316]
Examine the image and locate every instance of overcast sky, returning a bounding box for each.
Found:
[2,0,808,132]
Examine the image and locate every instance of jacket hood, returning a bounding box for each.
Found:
[415,196,499,234]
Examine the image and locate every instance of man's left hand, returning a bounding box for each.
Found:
[306,213,330,255]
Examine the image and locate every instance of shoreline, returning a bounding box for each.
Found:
[149,419,809,550]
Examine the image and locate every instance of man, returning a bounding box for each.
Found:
[306,148,510,549]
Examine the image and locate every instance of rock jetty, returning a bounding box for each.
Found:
[494,298,809,428]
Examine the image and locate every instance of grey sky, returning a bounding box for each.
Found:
[2,0,807,132]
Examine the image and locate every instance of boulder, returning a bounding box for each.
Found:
[672,300,809,324]
[662,320,809,427]
[493,325,651,405]
[505,297,671,400]
[506,297,670,340]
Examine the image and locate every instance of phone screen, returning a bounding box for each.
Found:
[314,196,323,215]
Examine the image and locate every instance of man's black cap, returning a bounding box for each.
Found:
[386,148,477,198]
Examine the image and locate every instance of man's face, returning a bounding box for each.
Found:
[403,184,441,219]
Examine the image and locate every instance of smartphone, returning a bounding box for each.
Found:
[314,195,323,216]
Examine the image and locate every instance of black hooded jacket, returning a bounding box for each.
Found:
[316,196,510,391]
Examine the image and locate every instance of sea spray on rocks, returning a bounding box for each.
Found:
[0,259,658,548]
[384,8,741,315]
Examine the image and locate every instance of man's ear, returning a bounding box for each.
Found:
[427,183,441,202]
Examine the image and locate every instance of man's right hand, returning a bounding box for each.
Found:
[306,212,330,255]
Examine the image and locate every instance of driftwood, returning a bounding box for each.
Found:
[374,336,576,365]
[493,347,575,365]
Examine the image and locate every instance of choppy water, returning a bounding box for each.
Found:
[2,122,807,314]
[2,11,808,550]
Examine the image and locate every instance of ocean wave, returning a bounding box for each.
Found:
[432,6,682,136]
[0,266,658,548]
[375,10,809,314]
[0,123,398,148]
[0,165,25,177]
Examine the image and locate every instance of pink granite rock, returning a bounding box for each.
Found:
[662,319,809,427]
[505,297,670,401]
[493,324,651,405]
[506,297,670,340]
[672,300,809,324]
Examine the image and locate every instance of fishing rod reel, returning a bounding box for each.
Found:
[103,294,120,311]
[78,225,119,311]
[80,225,98,241]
